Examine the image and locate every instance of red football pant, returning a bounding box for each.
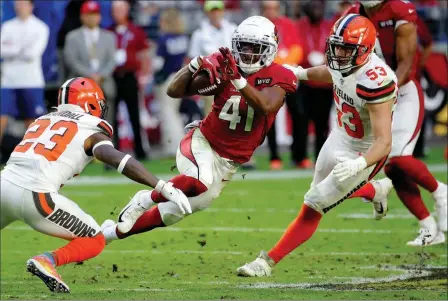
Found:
[118,175,207,238]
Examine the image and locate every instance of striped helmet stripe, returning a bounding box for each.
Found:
[59,77,78,105]
[335,14,358,37]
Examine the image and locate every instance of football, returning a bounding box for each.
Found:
[186,70,226,96]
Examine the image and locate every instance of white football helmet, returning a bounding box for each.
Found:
[231,16,279,74]
[359,0,384,8]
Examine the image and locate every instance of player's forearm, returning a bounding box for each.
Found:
[166,66,193,98]
[239,84,278,115]
[94,146,159,188]
[363,136,391,167]
[419,44,432,68]
[395,61,413,87]
[305,65,333,83]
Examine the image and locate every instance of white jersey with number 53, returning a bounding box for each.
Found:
[1,106,113,193]
[328,53,397,152]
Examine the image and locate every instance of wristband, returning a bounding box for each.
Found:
[188,56,202,73]
[155,179,166,193]
[230,77,247,90]
[297,68,308,80]
[117,154,131,174]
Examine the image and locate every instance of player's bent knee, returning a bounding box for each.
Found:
[158,202,187,226]
[304,188,325,215]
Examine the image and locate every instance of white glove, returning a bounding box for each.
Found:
[155,180,192,214]
[333,156,367,183]
[184,120,201,134]
[282,64,308,80]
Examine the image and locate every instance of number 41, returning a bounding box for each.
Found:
[219,96,254,132]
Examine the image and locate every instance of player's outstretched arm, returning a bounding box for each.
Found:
[85,132,160,188]
[284,64,333,84]
[395,22,417,87]
[240,85,286,115]
[364,100,393,166]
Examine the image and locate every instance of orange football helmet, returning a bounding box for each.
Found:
[57,77,108,118]
[326,14,377,73]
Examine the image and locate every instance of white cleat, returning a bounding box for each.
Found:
[407,228,446,247]
[117,190,152,234]
[369,178,392,220]
[237,251,275,277]
[433,182,447,232]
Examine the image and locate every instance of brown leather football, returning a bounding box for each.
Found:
[186,70,226,96]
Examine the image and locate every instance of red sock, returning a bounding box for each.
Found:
[151,174,208,202]
[117,206,164,238]
[348,182,376,201]
[388,156,439,192]
[385,163,430,220]
[52,234,105,266]
[268,204,322,263]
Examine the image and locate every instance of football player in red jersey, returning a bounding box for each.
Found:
[101,16,297,243]
[344,0,447,246]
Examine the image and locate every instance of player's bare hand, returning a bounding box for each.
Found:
[155,180,192,215]
[333,156,367,183]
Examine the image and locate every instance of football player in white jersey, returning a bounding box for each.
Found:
[237,14,397,277]
[0,77,191,293]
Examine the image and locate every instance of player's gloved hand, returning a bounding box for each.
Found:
[155,180,192,215]
[218,47,247,90]
[189,53,222,85]
[282,64,308,80]
[333,156,367,183]
[184,120,201,134]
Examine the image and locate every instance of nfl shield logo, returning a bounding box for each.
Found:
[340,78,344,85]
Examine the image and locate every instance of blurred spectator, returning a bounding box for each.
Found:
[331,0,353,25]
[187,0,237,114]
[261,0,304,170]
[153,8,190,156]
[109,0,149,159]
[63,1,117,126]
[294,0,333,167]
[0,0,49,143]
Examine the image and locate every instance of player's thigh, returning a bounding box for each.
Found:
[18,88,47,119]
[176,128,215,188]
[390,80,423,157]
[311,131,343,187]
[0,88,18,117]
[0,178,24,229]
[305,162,374,215]
[22,191,101,240]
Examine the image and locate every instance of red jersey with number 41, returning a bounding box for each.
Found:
[200,63,297,164]
[2,108,114,193]
[328,53,397,153]
[345,0,418,81]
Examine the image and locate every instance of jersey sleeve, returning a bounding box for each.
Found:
[391,0,417,28]
[356,61,398,104]
[272,65,298,94]
[78,114,114,138]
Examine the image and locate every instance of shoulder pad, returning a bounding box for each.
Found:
[76,113,114,138]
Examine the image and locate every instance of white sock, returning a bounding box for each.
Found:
[103,225,118,244]
[419,215,437,230]
[432,181,447,199]
[140,190,155,209]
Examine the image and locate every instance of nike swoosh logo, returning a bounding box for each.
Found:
[399,93,408,97]
[409,9,414,13]
[377,80,384,86]
[117,205,131,223]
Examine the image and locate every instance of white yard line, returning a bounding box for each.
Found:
[66,163,447,186]
[5,225,414,234]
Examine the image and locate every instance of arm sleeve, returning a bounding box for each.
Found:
[64,32,92,77]
[0,23,21,58]
[272,67,298,94]
[393,1,417,29]
[20,22,50,60]
[356,80,397,103]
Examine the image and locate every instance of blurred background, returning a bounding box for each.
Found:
[1,0,446,170]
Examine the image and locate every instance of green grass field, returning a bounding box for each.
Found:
[1,153,447,300]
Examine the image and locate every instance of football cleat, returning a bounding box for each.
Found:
[368,178,392,220]
[407,228,446,247]
[237,251,275,277]
[101,219,118,244]
[27,254,70,293]
[117,190,152,234]
[433,182,447,232]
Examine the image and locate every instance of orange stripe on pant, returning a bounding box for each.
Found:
[38,193,54,216]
